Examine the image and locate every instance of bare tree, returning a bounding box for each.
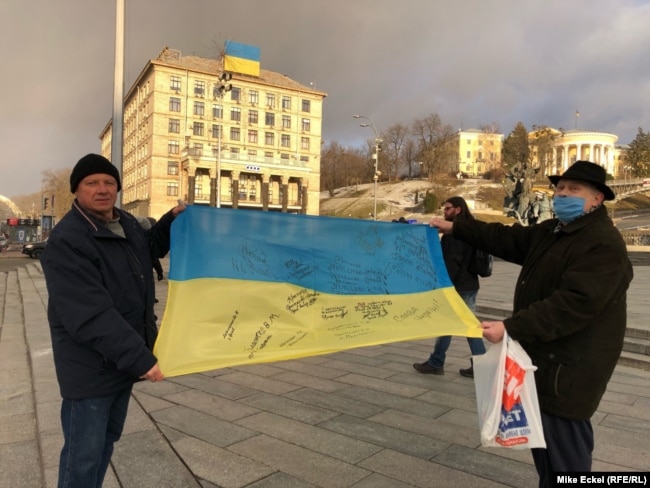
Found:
[411,113,456,178]
[42,168,75,223]
[383,123,409,181]
[320,142,367,194]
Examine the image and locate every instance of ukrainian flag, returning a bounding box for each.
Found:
[154,207,481,377]
[224,40,260,77]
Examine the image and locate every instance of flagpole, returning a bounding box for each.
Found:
[112,0,125,208]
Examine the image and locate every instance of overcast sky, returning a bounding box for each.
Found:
[1,0,649,198]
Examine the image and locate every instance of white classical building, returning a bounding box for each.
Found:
[544,129,620,176]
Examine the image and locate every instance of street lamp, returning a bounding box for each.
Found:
[353,114,382,220]
[214,72,232,208]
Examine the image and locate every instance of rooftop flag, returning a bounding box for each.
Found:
[223,40,260,77]
[154,207,481,377]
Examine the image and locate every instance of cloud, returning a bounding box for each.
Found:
[1,0,649,197]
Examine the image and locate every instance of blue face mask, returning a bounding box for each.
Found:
[552,196,585,223]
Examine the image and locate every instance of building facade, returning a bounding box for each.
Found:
[100,47,326,219]
[453,129,504,176]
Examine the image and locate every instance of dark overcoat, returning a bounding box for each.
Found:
[454,206,633,420]
[41,201,175,399]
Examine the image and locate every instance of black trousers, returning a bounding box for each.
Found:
[531,411,593,488]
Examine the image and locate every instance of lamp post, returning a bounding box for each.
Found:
[353,114,382,220]
[214,72,232,208]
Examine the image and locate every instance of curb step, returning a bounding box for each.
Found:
[475,306,650,370]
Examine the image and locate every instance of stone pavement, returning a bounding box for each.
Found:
[1,259,650,488]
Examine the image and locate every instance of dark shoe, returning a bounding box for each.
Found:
[154,298,159,303]
[459,365,474,378]
[413,362,444,375]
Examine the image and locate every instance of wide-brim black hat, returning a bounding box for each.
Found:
[548,160,615,201]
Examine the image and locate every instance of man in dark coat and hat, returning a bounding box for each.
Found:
[430,161,633,487]
[41,154,185,487]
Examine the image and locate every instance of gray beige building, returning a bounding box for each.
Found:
[100,47,326,219]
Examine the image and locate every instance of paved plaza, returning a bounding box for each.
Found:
[1,257,649,488]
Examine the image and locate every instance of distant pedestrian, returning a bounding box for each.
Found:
[41,153,185,488]
[413,196,486,377]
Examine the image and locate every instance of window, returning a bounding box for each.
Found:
[211,124,222,138]
[301,118,310,132]
[281,134,290,147]
[193,122,204,136]
[281,153,290,160]
[170,76,181,91]
[231,87,241,102]
[231,147,240,159]
[193,143,203,156]
[282,115,291,129]
[193,101,205,117]
[266,93,275,108]
[300,155,309,163]
[194,182,203,199]
[168,118,180,133]
[231,107,241,122]
[248,149,257,157]
[282,96,291,110]
[167,182,179,196]
[248,130,258,143]
[168,141,180,154]
[169,97,181,112]
[466,151,471,158]
[249,90,259,105]
[478,151,483,160]
[265,132,274,145]
[249,110,258,124]
[301,99,311,113]
[301,137,310,150]
[230,127,240,141]
[212,104,223,119]
[264,151,273,162]
[194,80,205,97]
[265,112,275,126]
[167,161,179,175]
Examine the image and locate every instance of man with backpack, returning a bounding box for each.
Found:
[413,196,488,377]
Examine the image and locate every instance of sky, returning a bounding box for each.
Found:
[1,0,649,198]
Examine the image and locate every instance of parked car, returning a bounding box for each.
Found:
[22,239,48,259]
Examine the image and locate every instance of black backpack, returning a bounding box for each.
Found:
[469,249,493,278]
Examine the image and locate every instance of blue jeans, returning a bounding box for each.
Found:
[58,386,132,488]
[428,290,485,368]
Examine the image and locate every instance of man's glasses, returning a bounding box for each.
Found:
[442,206,454,211]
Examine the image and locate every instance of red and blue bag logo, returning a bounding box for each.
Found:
[497,355,532,446]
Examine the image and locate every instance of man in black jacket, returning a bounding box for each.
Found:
[413,196,486,377]
[41,154,185,488]
[430,161,633,487]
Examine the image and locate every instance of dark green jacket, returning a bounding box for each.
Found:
[454,206,633,420]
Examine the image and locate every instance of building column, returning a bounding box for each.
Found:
[300,179,308,214]
[231,170,240,209]
[261,174,270,211]
[280,176,288,213]
[186,167,196,204]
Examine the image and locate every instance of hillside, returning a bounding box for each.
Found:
[319,178,650,224]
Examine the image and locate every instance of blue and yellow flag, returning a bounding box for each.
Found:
[154,207,481,377]
[224,40,260,77]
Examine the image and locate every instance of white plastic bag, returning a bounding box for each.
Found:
[473,332,546,449]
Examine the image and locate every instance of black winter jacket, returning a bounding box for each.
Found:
[453,206,633,420]
[441,233,479,292]
[41,201,175,399]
